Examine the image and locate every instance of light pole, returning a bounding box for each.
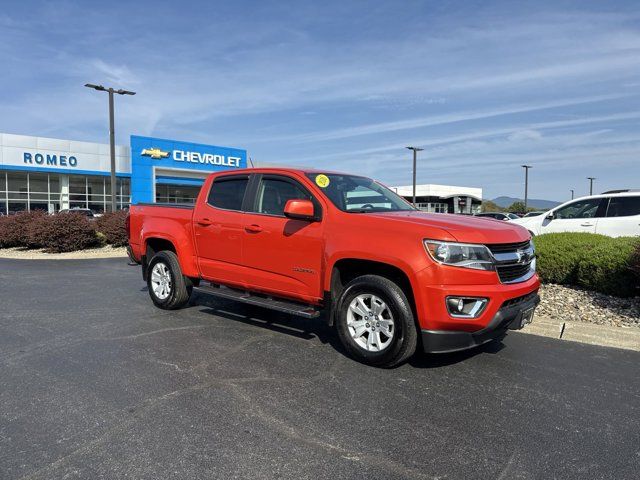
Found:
[570,189,574,200]
[587,177,596,196]
[406,147,424,206]
[85,83,136,212]
[521,165,532,211]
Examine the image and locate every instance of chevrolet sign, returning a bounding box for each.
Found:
[141,148,170,159]
[173,150,241,167]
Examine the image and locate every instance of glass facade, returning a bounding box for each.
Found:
[0,171,130,215]
[155,184,201,204]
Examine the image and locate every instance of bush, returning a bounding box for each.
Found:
[534,233,608,284]
[0,210,47,248]
[632,243,640,278]
[27,213,100,253]
[95,210,128,246]
[575,238,638,296]
[535,232,639,297]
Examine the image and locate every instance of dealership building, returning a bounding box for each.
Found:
[0,131,481,215]
[391,184,483,214]
[0,132,246,214]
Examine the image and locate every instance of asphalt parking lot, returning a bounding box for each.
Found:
[1,258,638,479]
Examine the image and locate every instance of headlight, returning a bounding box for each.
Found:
[424,240,495,271]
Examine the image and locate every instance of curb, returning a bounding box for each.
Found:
[0,248,127,260]
[520,314,640,352]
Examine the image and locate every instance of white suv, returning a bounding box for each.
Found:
[511,191,640,237]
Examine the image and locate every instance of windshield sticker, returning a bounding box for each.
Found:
[315,174,330,188]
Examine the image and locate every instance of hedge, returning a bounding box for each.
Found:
[0,210,128,252]
[535,232,639,297]
[0,210,47,248]
[26,213,100,253]
[95,210,128,247]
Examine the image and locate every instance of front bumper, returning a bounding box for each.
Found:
[421,291,540,354]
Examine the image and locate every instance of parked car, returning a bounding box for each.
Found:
[523,211,545,218]
[511,191,640,237]
[58,208,96,219]
[128,168,540,367]
[474,212,520,221]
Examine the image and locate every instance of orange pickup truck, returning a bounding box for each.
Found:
[128,168,539,367]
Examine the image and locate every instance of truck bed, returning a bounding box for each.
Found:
[128,203,196,266]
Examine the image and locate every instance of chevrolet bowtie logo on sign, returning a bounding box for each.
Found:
[141,148,169,159]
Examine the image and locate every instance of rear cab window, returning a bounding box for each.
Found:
[207,175,249,211]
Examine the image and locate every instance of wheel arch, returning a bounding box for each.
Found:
[327,257,417,326]
[141,235,199,280]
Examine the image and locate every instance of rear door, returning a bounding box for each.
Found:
[596,196,640,237]
[540,198,606,234]
[193,174,250,286]
[241,174,324,302]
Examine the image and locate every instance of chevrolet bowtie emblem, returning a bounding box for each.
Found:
[141,148,169,159]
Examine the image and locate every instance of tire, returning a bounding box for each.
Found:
[147,251,192,310]
[335,275,417,368]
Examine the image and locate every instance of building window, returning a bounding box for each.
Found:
[416,202,448,213]
[27,173,50,212]
[117,178,131,209]
[156,184,201,204]
[7,172,28,213]
[0,172,6,215]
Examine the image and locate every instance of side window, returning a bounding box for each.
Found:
[606,196,640,217]
[255,178,312,216]
[554,199,603,219]
[207,176,249,211]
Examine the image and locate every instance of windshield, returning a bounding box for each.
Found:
[305,173,415,213]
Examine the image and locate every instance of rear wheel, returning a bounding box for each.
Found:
[147,251,191,310]
[335,275,417,368]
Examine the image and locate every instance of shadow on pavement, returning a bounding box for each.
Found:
[192,292,508,369]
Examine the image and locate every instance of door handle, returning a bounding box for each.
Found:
[245,224,263,233]
[580,223,593,227]
[197,218,212,226]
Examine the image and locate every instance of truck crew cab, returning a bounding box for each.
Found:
[128,168,540,367]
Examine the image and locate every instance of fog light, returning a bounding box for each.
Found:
[446,297,488,318]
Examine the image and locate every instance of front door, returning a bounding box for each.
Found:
[242,174,324,303]
[193,174,250,287]
[540,198,606,234]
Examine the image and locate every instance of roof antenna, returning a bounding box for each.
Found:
[249,156,255,168]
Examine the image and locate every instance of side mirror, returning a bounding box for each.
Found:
[284,199,315,221]
[545,212,554,220]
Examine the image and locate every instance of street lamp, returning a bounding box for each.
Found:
[521,165,532,211]
[85,83,136,212]
[587,177,596,196]
[406,147,424,206]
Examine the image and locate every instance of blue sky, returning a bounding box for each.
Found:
[0,0,638,200]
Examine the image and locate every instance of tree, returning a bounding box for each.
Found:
[481,200,504,213]
[507,201,531,213]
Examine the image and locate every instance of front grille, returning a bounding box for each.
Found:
[487,240,535,283]
[487,240,531,254]
[496,263,532,283]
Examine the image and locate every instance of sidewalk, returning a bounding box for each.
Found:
[522,314,640,351]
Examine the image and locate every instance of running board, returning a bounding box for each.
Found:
[193,284,320,319]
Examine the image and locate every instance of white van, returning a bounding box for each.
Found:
[511,191,640,237]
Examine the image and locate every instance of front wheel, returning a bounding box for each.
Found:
[147,251,192,310]
[335,275,417,368]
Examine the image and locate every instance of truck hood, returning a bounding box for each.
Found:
[363,211,531,244]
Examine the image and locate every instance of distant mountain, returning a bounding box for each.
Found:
[491,196,561,210]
